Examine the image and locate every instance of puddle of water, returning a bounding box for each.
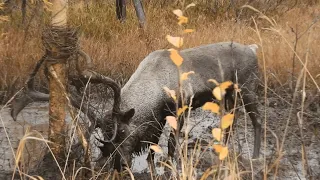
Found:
[1,103,319,179]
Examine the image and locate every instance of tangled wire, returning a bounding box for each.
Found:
[42,26,79,65]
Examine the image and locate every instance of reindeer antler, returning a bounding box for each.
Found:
[10,55,47,121]
[10,50,121,143]
[79,70,121,114]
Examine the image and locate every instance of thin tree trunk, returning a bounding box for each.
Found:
[49,0,67,162]
[133,0,146,28]
[21,0,26,24]
[116,0,126,22]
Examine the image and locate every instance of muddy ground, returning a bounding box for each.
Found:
[0,94,319,179]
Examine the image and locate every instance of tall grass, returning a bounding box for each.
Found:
[0,1,320,104]
[0,1,319,103]
[0,0,319,179]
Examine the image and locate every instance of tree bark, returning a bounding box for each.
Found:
[49,0,67,163]
[21,0,26,24]
[116,0,126,22]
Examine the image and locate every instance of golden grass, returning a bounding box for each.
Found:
[0,2,319,101]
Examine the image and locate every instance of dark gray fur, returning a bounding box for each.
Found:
[98,42,262,171]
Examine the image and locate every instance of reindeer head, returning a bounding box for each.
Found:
[96,108,135,158]
[95,103,135,172]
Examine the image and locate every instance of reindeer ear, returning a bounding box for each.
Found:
[122,108,135,124]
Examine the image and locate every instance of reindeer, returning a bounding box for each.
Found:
[11,42,262,173]
[96,42,262,172]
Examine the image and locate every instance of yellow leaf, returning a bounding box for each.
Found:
[183,29,195,34]
[163,86,177,100]
[213,81,233,100]
[169,49,183,67]
[208,79,220,85]
[219,146,229,160]
[212,128,222,141]
[180,71,195,81]
[166,116,177,130]
[166,35,183,48]
[220,81,233,91]
[173,9,183,17]
[178,16,188,25]
[177,105,188,116]
[186,3,196,9]
[221,113,234,129]
[213,87,224,101]
[150,144,163,153]
[213,144,223,153]
[202,102,220,114]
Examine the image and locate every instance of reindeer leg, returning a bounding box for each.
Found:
[241,86,261,159]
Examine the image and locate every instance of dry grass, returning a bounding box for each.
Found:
[0,1,319,103]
